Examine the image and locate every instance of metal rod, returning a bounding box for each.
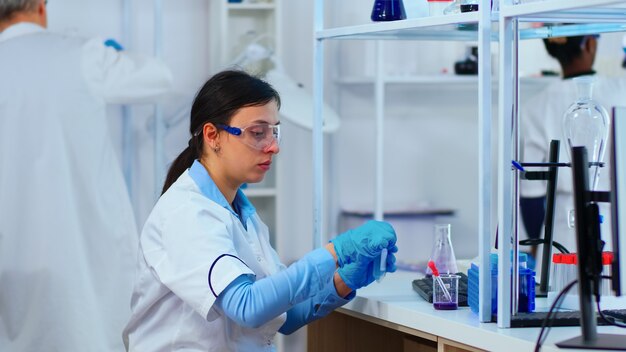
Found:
[511,15,520,317]
[312,0,324,249]
[374,41,384,222]
[153,0,164,199]
[539,140,560,296]
[121,0,134,200]
[478,0,493,323]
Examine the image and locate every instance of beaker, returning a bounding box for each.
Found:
[371,0,407,21]
[433,274,459,310]
[426,224,458,276]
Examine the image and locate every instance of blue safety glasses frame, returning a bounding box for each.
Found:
[217,123,281,151]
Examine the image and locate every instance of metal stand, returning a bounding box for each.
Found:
[517,140,560,297]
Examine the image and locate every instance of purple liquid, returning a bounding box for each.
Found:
[434,302,458,310]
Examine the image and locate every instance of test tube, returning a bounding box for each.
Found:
[374,248,388,282]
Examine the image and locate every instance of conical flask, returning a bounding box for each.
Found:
[371,0,406,21]
[426,224,458,276]
[562,76,610,191]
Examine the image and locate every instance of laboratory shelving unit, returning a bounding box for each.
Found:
[497,0,626,329]
[312,0,626,330]
[208,0,284,250]
[312,0,494,324]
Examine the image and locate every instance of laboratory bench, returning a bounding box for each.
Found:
[307,270,626,352]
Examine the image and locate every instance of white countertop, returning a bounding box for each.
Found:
[339,270,626,352]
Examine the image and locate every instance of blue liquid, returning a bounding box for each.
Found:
[371,0,406,22]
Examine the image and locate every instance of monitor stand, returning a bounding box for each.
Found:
[556,334,626,350]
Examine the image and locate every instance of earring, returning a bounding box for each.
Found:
[213,145,221,153]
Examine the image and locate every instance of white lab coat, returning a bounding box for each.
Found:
[0,23,172,351]
[123,163,290,352]
[521,75,626,254]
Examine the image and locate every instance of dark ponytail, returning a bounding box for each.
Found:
[161,69,281,195]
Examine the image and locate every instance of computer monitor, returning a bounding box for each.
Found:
[610,106,626,297]
[556,108,626,350]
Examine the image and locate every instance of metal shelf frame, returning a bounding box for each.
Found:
[313,0,494,324]
[314,0,626,329]
[497,0,626,329]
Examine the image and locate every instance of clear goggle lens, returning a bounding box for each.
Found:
[218,123,281,151]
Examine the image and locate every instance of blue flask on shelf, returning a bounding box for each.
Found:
[371,0,407,21]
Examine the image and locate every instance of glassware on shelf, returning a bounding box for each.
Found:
[443,0,462,15]
[425,224,458,276]
[460,0,478,12]
[562,76,610,191]
[371,0,407,21]
[428,0,453,17]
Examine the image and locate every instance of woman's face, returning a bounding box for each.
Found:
[218,100,280,187]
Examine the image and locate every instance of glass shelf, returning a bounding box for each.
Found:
[316,12,482,41]
[500,0,626,20]
[335,75,558,86]
[227,3,275,11]
[519,22,626,39]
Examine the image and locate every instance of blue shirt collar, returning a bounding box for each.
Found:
[188,160,256,225]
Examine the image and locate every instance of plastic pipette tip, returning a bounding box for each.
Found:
[428,260,452,301]
[427,260,440,277]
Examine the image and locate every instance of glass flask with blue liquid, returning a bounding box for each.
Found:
[371,0,407,21]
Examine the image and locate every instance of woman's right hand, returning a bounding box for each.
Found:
[337,249,397,290]
[330,220,397,267]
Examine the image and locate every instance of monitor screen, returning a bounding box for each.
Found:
[610,107,626,296]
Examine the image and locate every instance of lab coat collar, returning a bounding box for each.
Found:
[188,160,256,225]
[563,70,596,80]
[0,22,45,42]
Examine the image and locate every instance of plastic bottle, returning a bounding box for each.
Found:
[426,224,458,275]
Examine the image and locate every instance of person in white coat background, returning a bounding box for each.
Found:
[0,0,173,350]
[521,34,626,266]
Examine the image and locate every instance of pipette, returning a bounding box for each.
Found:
[428,260,452,301]
[374,248,388,282]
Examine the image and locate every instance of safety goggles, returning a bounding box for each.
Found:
[217,123,281,151]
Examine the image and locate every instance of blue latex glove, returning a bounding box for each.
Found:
[338,261,375,290]
[384,245,399,273]
[104,38,124,52]
[330,220,397,267]
[337,251,396,290]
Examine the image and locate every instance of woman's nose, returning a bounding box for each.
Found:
[264,138,280,154]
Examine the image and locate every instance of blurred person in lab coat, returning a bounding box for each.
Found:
[0,0,173,351]
[521,35,626,263]
[123,70,398,351]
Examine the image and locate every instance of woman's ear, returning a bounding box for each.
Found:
[584,36,598,56]
[202,123,220,150]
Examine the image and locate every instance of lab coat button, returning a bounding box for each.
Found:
[257,256,262,262]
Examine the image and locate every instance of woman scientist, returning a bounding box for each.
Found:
[123,70,398,351]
